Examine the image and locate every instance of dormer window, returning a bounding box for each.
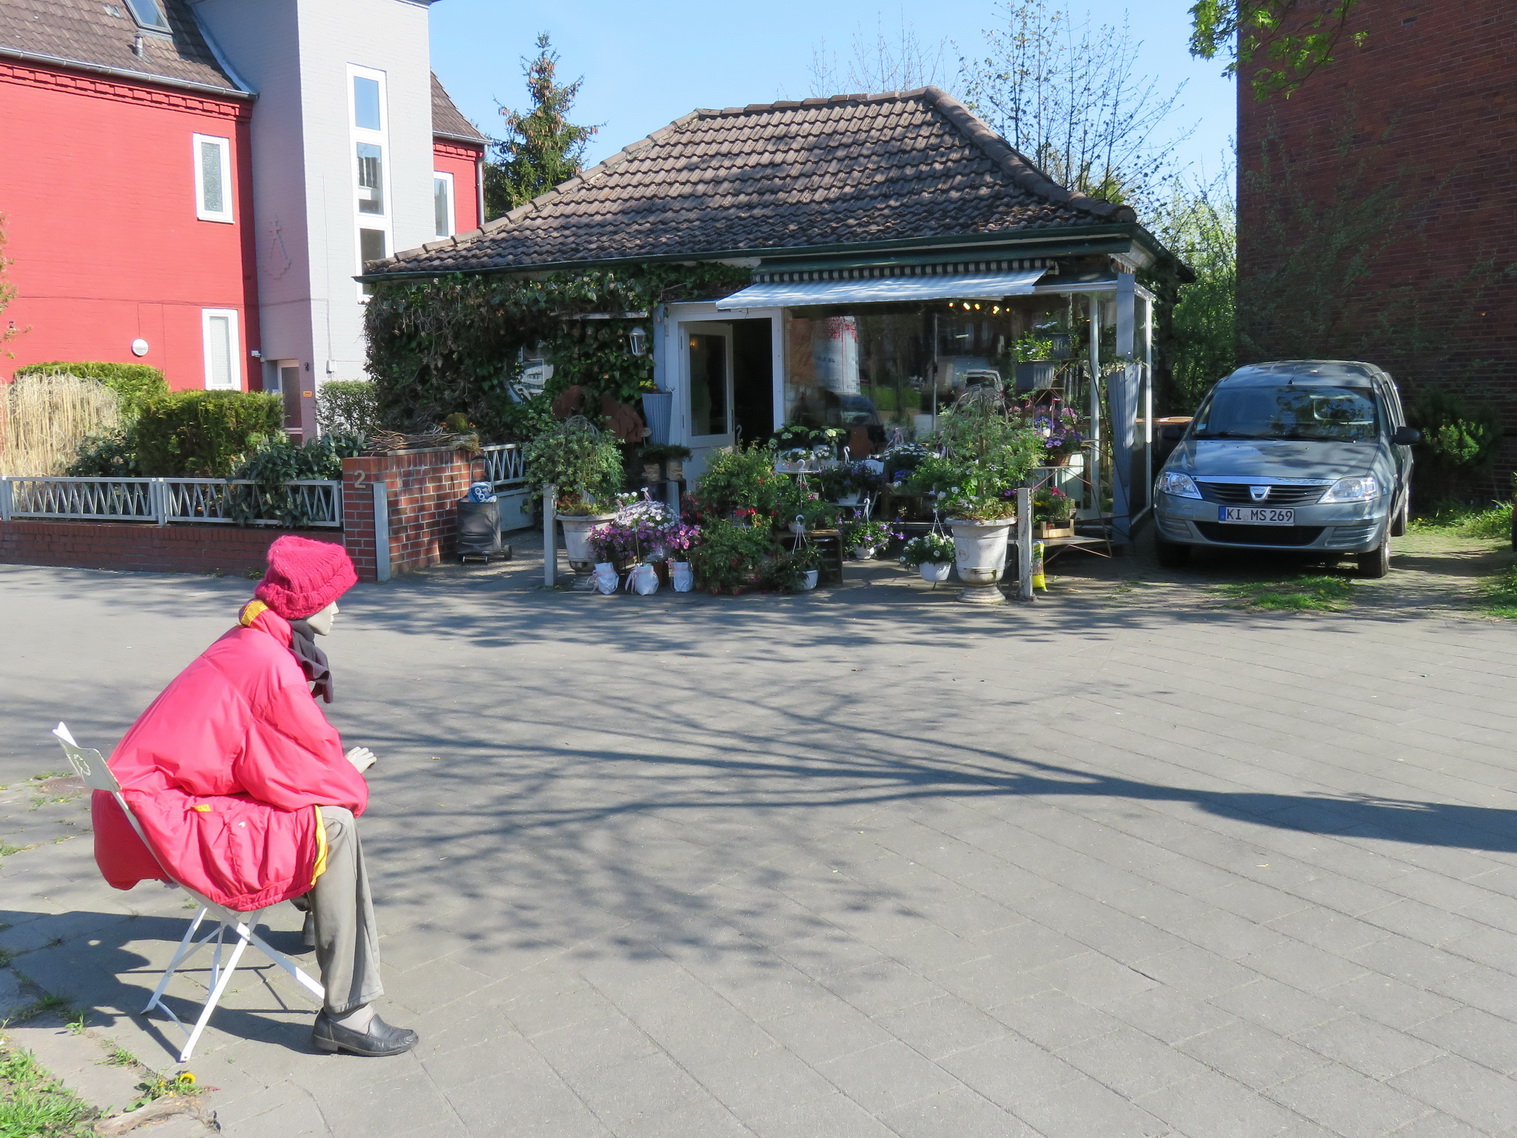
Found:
[124,0,170,33]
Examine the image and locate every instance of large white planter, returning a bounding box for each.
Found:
[947,518,1013,604]
[918,561,952,583]
[557,513,614,571]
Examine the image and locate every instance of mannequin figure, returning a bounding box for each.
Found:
[90,536,416,1057]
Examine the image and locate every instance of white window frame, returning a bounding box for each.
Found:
[201,308,240,390]
[193,133,233,223]
[348,64,392,302]
[433,171,455,238]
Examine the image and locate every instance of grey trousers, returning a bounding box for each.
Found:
[310,806,384,1015]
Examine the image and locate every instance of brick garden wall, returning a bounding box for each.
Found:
[1237,1,1517,481]
[342,448,485,582]
[0,519,333,576]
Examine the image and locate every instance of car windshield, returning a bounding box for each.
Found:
[1191,384,1380,442]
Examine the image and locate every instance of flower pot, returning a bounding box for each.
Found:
[557,513,615,572]
[1036,521,1075,540]
[641,462,662,483]
[591,562,619,595]
[641,392,673,445]
[665,460,683,481]
[831,492,863,507]
[671,561,694,592]
[947,518,1013,604]
[918,561,952,583]
[801,569,819,590]
[852,545,877,561]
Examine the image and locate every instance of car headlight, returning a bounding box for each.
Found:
[1157,471,1201,499]
[1321,476,1380,503]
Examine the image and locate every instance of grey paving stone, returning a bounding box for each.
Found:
[1137,1070,1311,1138]
[815,1039,961,1114]
[760,999,895,1066]
[1407,1006,1517,1076]
[880,1085,1043,1138]
[1263,906,1390,955]
[1266,1064,1447,1138]
[1023,950,1159,1007]
[685,1044,836,1118]
[1207,978,1348,1037]
[990,989,1122,1050]
[1127,944,1260,998]
[1320,972,1461,1032]
[746,1091,903,1138]
[937,1032,1084,1109]
[1010,1074,1172,1138]
[1103,986,1241,1046]
[1289,1014,1448,1082]
[1055,1025,1209,1099]
[874,993,1009,1060]
[1176,1019,1333,1091]
[1237,939,1371,994]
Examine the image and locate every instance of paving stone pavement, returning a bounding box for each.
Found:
[2,553,1517,1137]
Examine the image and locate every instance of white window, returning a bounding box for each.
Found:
[125,0,170,33]
[352,74,383,132]
[433,172,455,238]
[202,309,240,390]
[193,134,232,223]
[357,142,385,214]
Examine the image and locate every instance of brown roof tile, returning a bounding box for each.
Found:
[431,72,486,145]
[373,88,1136,277]
[0,0,243,95]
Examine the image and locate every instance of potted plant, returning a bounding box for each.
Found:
[639,442,692,483]
[779,481,841,534]
[1011,331,1058,391]
[908,391,1044,603]
[840,517,899,560]
[523,416,624,571]
[686,516,780,594]
[1033,485,1076,539]
[812,460,885,506]
[692,443,789,521]
[898,532,956,583]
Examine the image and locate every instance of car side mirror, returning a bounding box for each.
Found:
[1392,426,1422,446]
[1159,423,1187,442]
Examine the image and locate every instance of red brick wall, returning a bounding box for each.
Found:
[1238,1,1517,469]
[0,519,332,576]
[342,448,484,581]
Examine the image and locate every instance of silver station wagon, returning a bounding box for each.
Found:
[1153,361,1420,578]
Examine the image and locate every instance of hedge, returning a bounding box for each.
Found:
[134,391,282,477]
[13,361,167,416]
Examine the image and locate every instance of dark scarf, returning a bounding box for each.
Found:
[288,620,335,704]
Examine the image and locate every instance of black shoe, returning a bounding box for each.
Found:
[312,1011,418,1056]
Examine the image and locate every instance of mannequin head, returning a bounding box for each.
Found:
[304,601,339,636]
[254,536,357,622]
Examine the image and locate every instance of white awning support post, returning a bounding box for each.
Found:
[1087,295,1102,527]
[543,486,557,588]
[1109,273,1138,542]
[371,480,391,583]
[1017,487,1034,603]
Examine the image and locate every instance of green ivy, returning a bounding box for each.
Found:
[363,263,752,439]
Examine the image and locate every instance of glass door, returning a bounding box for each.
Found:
[685,323,735,469]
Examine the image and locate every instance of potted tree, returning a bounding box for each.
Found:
[909,390,1043,603]
[523,416,624,573]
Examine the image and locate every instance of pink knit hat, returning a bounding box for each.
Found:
[254,536,357,620]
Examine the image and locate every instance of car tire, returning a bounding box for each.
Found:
[1155,533,1190,568]
[1357,539,1390,578]
[1390,495,1408,537]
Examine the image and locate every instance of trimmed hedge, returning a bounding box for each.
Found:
[316,380,380,438]
[134,391,282,477]
[14,361,167,416]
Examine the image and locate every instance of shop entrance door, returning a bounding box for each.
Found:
[684,322,735,473]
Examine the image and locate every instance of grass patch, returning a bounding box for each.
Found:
[1216,574,1355,612]
[1480,563,1517,619]
[1410,499,1513,538]
[0,1037,98,1137]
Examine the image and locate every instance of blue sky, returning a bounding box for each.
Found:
[429,1,1235,187]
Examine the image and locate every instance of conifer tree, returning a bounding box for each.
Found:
[484,33,598,220]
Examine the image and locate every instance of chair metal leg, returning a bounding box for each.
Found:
[177,927,253,1063]
[144,906,209,1015]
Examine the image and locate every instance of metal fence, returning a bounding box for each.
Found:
[479,443,525,490]
[0,476,343,528]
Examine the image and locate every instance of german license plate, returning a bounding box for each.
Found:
[1219,506,1294,525]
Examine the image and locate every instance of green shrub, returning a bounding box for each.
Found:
[228,433,364,526]
[67,427,140,476]
[134,391,282,477]
[522,417,623,513]
[693,443,788,519]
[316,380,380,438]
[687,517,780,592]
[14,361,167,417]
[1408,390,1504,502]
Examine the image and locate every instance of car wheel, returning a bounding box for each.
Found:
[1155,533,1190,568]
[1357,539,1390,578]
[1390,495,1408,537]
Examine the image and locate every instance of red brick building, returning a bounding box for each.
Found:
[1237,1,1517,471]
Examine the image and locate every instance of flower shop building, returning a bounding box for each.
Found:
[365,87,1186,538]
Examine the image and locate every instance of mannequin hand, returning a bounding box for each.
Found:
[345,746,377,774]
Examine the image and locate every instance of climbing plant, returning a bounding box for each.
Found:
[363,262,751,439]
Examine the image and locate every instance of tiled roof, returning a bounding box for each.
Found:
[431,73,487,145]
[0,0,244,95]
[375,87,1139,277]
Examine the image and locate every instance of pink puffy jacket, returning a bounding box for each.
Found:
[92,602,368,910]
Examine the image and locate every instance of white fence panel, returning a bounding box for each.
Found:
[0,476,342,528]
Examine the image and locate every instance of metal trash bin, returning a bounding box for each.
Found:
[457,498,509,562]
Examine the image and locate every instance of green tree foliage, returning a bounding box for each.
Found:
[315,379,380,438]
[1154,183,1236,411]
[1407,390,1504,504]
[960,0,1190,221]
[1189,1,1364,99]
[484,33,598,220]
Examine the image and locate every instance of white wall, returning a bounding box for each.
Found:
[190,0,438,427]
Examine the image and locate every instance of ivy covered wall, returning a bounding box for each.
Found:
[363,263,752,439]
